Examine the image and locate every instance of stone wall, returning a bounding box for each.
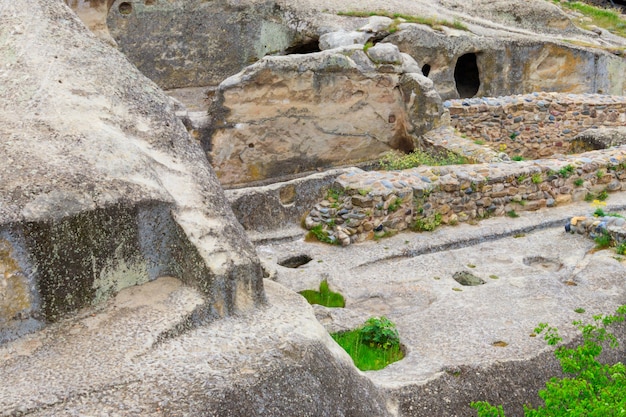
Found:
[447,93,626,159]
[304,145,626,246]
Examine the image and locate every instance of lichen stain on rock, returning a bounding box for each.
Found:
[0,239,32,324]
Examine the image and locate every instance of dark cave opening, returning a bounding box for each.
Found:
[284,40,321,55]
[422,64,431,77]
[454,53,480,99]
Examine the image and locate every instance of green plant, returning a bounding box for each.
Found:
[596,169,605,179]
[594,208,606,217]
[574,178,584,187]
[472,305,626,417]
[574,308,586,314]
[489,275,499,280]
[554,1,626,38]
[598,190,609,201]
[506,210,519,218]
[307,224,337,245]
[363,41,374,52]
[337,10,469,31]
[387,198,401,212]
[616,242,626,256]
[509,132,518,140]
[299,279,346,308]
[594,231,613,249]
[558,164,575,178]
[379,149,468,170]
[531,173,542,184]
[517,174,527,183]
[332,317,404,371]
[474,139,485,145]
[358,188,370,196]
[585,192,595,202]
[412,212,442,232]
[512,155,524,162]
[360,317,400,349]
[331,323,404,371]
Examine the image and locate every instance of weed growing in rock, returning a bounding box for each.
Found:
[596,169,605,179]
[594,231,613,249]
[616,242,626,256]
[379,150,468,170]
[517,174,527,183]
[387,198,401,212]
[337,11,469,31]
[598,190,609,201]
[472,305,626,417]
[574,178,584,187]
[506,210,519,218]
[474,139,485,145]
[512,155,524,161]
[558,164,575,178]
[554,1,626,38]
[299,279,345,308]
[307,224,337,245]
[531,173,542,184]
[331,317,403,371]
[412,212,442,232]
[574,308,586,314]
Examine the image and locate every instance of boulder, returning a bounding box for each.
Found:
[207,45,443,186]
[0,0,263,343]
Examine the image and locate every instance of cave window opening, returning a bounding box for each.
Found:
[454,53,480,98]
[422,64,431,77]
[284,40,321,55]
[119,2,132,14]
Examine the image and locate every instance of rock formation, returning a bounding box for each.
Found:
[0,0,263,343]
[207,41,443,185]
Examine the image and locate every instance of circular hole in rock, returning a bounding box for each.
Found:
[279,254,312,269]
[453,271,485,286]
[119,2,132,14]
[523,256,563,272]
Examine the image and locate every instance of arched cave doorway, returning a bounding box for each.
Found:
[422,64,431,77]
[454,53,480,98]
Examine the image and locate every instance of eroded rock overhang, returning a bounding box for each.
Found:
[0,0,264,343]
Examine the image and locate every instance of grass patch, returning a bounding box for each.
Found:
[337,10,468,31]
[331,317,404,371]
[506,210,520,218]
[554,1,626,38]
[412,212,442,232]
[306,224,337,245]
[594,231,613,249]
[380,150,468,170]
[299,279,345,308]
[512,155,525,161]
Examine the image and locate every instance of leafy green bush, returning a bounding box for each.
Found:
[299,279,345,308]
[360,317,400,349]
[331,316,404,371]
[472,305,626,417]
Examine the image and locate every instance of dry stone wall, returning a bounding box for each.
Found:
[304,93,626,246]
[447,93,626,160]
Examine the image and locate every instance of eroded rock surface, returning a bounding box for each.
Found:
[0,0,263,342]
[207,43,443,186]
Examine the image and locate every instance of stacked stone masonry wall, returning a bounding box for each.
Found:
[304,93,626,246]
[446,93,626,160]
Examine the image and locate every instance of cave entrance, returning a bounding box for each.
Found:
[284,40,321,55]
[454,53,480,98]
